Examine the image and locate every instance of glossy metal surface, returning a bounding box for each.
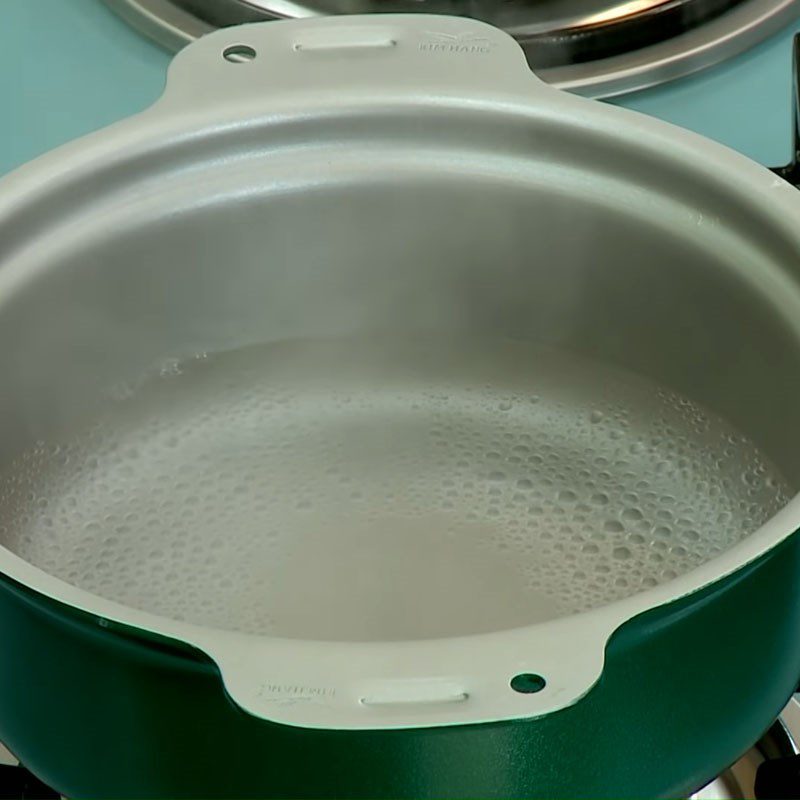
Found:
[113,0,725,36]
[103,0,800,95]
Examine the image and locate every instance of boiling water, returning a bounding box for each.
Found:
[0,339,789,640]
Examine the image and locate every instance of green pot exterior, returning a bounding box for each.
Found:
[1,532,799,799]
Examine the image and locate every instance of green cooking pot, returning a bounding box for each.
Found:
[0,14,800,799]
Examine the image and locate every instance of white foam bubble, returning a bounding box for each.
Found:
[0,339,789,639]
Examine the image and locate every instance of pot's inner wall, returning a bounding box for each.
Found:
[0,124,798,637]
[3,161,797,476]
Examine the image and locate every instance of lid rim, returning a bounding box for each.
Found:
[101,0,800,97]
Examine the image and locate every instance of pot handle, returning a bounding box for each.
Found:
[189,612,615,730]
[152,13,556,114]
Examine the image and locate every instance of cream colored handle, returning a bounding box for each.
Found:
[187,609,615,731]
[153,14,551,112]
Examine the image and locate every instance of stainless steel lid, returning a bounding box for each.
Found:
[105,0,800,96]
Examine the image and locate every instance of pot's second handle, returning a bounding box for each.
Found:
[153,13,554,114]
[186,607,615,731]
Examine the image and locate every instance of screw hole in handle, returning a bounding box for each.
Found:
[510,673,547,694]
[223,44,257,63]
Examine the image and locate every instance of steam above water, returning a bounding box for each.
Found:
[0,338,789,641]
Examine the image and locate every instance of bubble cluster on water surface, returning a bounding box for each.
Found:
[0,339,790,637]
